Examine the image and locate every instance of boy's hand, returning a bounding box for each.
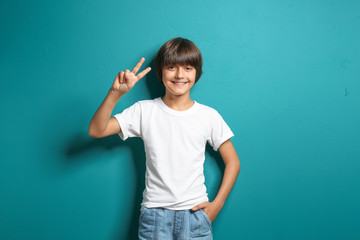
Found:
[191,201,223,223]
[111,57,151,95]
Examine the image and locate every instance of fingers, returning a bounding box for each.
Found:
[131,57,146,75]
[118,71,125,83]
[125,69,140,83]
[120,57,151,84]
[136,67,152,81]
[191,202,209,211]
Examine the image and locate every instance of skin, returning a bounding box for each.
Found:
[88,57,240,223]
[161,63,197,110]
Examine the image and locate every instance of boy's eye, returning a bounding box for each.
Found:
[167,65,193,71]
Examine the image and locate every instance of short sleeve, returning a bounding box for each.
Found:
[113,102,142,141]
[207,110,234,151]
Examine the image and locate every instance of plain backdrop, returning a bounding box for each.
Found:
[1,0,359,239]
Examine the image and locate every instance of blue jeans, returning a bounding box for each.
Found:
[138,207,213,240]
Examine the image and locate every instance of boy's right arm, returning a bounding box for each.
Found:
[88,57,151,138]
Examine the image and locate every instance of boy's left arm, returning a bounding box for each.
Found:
[191,139,240,222]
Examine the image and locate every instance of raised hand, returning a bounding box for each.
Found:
[112,57,151,95]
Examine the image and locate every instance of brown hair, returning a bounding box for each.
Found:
[154,37,203,84]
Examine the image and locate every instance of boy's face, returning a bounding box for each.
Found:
[162,64,196,98]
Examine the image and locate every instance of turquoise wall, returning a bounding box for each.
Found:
[1,0,359,239]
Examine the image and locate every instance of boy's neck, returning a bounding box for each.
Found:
[161,94,195,111]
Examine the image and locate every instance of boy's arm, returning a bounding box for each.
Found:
[88,57,151,138]
[191,139,240,222]
[213,139,241,206]
[88,89,124,138]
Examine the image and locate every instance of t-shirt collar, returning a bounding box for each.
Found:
[155,97,199,116]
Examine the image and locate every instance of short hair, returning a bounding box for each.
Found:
[154,37,203,84]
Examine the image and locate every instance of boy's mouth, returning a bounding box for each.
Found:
[171,81,188,86]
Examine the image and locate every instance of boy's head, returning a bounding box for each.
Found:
[154,37,203,85]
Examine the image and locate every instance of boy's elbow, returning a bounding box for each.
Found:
[225,157,240,174]
[88,126,101,138]
[88,129,96,138]
[88,131,97,138]
[233,157,241,174]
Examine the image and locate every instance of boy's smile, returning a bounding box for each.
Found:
[162,64,196,97]
[171,81,188,86]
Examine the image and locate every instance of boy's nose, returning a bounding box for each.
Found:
[175,67,184,79]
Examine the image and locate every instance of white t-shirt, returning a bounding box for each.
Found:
[113,97,234,211]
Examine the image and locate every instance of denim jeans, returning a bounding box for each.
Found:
[138,207,213,240]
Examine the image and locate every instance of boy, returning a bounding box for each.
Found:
[88,37,240,240]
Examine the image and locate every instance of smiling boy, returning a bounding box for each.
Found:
[88,37,240,240]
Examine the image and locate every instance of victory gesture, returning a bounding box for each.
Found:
[112,57,151,95]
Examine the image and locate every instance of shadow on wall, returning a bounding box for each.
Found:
[66,134,146,240]
[64,57,225,240]
[145,58,165,99]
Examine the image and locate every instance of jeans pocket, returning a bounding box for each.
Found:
[139,207,149,223]
[190,210,212,238]
[138,208,155,240]
[199,209,212,227]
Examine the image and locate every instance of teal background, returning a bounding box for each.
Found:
[1,0,359,239]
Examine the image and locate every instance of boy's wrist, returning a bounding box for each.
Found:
[107,88,124,102]
[109,87,125,96]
